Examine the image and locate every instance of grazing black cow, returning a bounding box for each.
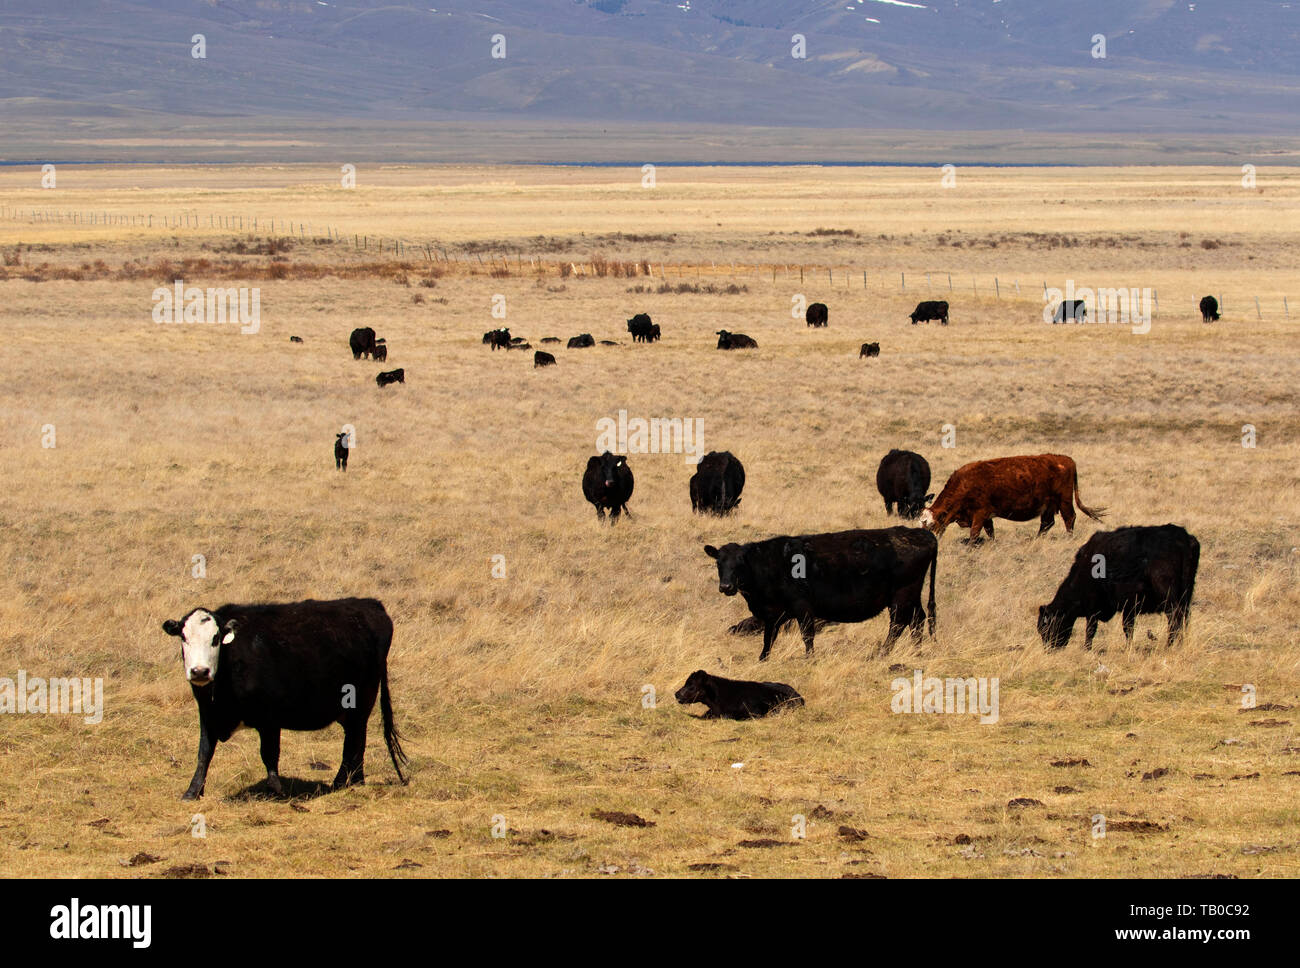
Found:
[1052,300,1087,323]
[1199,295,1220,323]
[289,336,303,343]
[704,527,938,660]
[875,449,933,519]
[373,340,388,362]
[1038,525,1199,650]
[568,334,595,349]
[534,351,556,368]
[806,302,828,327]
[689,450,745,515]
[728,615,832,636]
[509,337,526,345]
[350,327,377,359]
[716,330,758,350]
[627,313,655,342]
[859,342,880,358]
[334,432,349,471]
[483,328,511,351]
[510,341,532,350]
[648,324,661,342]
[376,368,404,387]
[909,300,949,325]
[541,337,562,344]
[161,598,409,800]
[599,340,620,346]
[582,451,633,523]
[675,670,804,720]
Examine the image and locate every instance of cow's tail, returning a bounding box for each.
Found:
[379,662,410,785]
[1072,466,1107,522]
[926,544,937,638]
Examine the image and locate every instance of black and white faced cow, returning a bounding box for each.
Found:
[704,527,937,660]
[162,598,409,800]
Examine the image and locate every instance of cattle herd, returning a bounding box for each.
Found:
[163,294,1218,798]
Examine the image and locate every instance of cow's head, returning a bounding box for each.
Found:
[1036,605,1072,649]
[162,609,237,687]
[703,543,749,596]
[901,492,935,520]
[594,451,626,488]
[675,670,714,706]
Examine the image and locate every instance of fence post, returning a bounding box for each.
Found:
[995,278,1000,299]
[901,272,905,290]
[1255,296,1262,320]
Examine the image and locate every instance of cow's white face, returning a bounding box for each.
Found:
[918,509,935,528]
[163,610,235,686]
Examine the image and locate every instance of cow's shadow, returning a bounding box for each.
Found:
[226,775,334,803]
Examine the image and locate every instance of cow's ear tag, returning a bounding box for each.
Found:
[221,631,235,645]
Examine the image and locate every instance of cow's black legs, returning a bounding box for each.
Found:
[797,614,816,656]
[259,728,283,796]
[759,618,779,662]
[1083,617,1099,649]
[609,505,621,524]
[595,507,605,522]
[1166,606,1188,647]
[334,720,368,790]
[1121,608,1137,644]
[182,725,217,801]
[884,501,893,516]
[983,519,994,540]
[882,606,905,653]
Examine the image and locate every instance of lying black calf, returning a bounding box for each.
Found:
[674,670,804,720]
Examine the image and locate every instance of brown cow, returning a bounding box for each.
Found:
[918,454,1105,544]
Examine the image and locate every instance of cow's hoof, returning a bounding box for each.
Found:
[180,790,201,801]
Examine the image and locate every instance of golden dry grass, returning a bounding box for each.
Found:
[0,165,1298,879]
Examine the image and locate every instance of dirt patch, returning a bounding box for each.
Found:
[1142,767,1170,781]
[1051,758,1092,767]
[1008,798,1044,809]
[1107,820,1169,833]
[838,825,870,842]
[591,809,654,828]
[737,838,792,848]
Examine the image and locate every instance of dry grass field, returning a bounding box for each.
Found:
[0,165,1298,878]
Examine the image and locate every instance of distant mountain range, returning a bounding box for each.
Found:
[1,0,1297,160]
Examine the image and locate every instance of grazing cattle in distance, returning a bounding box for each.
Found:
[675,670,804,720]
[349,327,377,359]
[627,313,655,342]
[161,598,409,800]
[648,323,661,341]
[909,300,949,325]
[534,351,556,367]
[483,328,511,351]
[704,527,938,660]
[541,337,562,344]
[599,340,620,346]
[376,368,405,388]
[1199,295,1221,323]
[568,334,595,349]
[582,451,634,522]
[509,336,526,345]
[373,340,388,362]
[510,341,533,350]
[1038,525,1199,649]
[1052,300,1088,323]
[806,302,829,327]
[689,450,745,515]
[919,454,1105,543]
[716,330,758,350]
[876,449,933,519]
[334,432,349,471]
[728,615,832,636]
[289,336,303,343]
[859,342,880,358]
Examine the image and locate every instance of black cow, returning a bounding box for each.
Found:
[1052,300,1087,323]
[704,527,937,660]
[373,340,388,362]
[909,300,949,325]
[350,327,377,359]
[599,340,620,346]
[534,351,556,368]
[289,336,303,343]
[859,342,880,358]
[582,451,633,522]
[716,330,758,350]
[689,450,745,515]
[483,328,511,351]
[627,313,654,342]
[510,341,533,350]
[1199,295,1220,323]
[1038,525,1199,650]
[376,368,404,387]
[675,670,804,720]
[875,449,933,519]
[161,598,409,800]
[541,337,562,344]
[334,432,349,471]
[806,302,828,327]
[648,324,661,342]
[568,334,595,349]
